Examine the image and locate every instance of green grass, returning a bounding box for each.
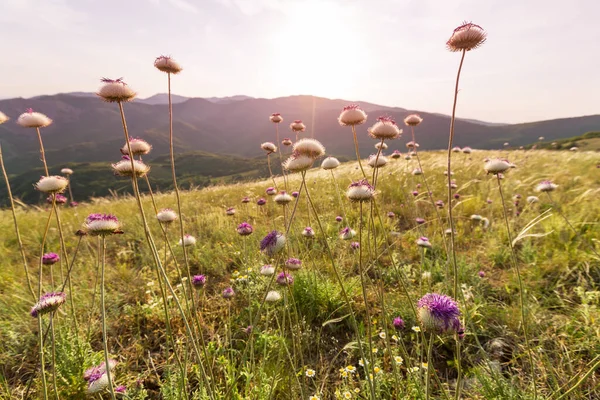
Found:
[1,149,599,399]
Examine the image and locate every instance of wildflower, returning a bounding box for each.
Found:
[527,196,539,204]
[282,138,292,146]
[302,227,315,238]
[192,275,206,288]
[179,234,196,246]
[470,214,483,221]
[276,271,294,286]
[290,119,306,132]
[393,316,405,330]
[292,191,299,198]
[283,152,314,172]
[375,142,388,150]
[47,194,67,204]
[387,211,395,218]
[97,77,136,102]
[374,366,382,374]
[504,142,510,147]
[346,365,357,373]
[115,385,126,394]
[392,334,399,341]
[391,150,401,159]
[346,179,375,202]
[61,168,73,175]
[157,208,177,224]
[394,355,404,365]
[321,156,340,170]
[481,217,490,229]
[371,347,378,354]
[270,113,283,123]
[367,154,388,168]
[87,372,110,394]
[84,214,121,236]
[84,360,117,381]
[226,207,236,216]
[435,200,444,208]
[236,222,253,236]
[339,227,357,240]
[409,366,420,373]
[30,292,66,317]
[274,191,293,205]
[358,358,368,367]
[42,252,60,265]
[462,146,472,154]
[112,157,150,177]
[406,141,419,149]
[412,326,421,333]
[478,271,485,278]
[339,368,348,378]
[153,55,183,74]
[421,362,429,369]
[338,104,367,126]
[293,138,325,158]
[335,216,343,222]
[265,290,282,303]
[266,187,277,196]
[404,114,423,126]
[412,168,423,176]
[452,146,461,152]
[343,391,352,399]
[285,257,302,270]
[35,176,68,194]
[260,264,275,276]
[484,159,511,175]
[17,109,53,128]
[417,293,462,334]
[570,146,578,151]
[305,369,316,378]
[260,231,286,255]
[536,180,558,192]
[257,198,266,206]
[454,193,460,200]
[415,217,426,225]
[404,154,412,160]
[309,395,321,400]
[422,271,431,280]
[368,116,402,140]
[350,241,360,250]
[120,138,152,156]
[261,142,277,154]
[379,331,386,339]
[222,287,235,299]
[446,22,487,52]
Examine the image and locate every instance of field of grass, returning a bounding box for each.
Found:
[1,149,599,399]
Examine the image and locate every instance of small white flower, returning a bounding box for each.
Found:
[293,138,325,158]
[321,156,340,170]
[265,290,282,303]
[484,159,511,175]
[121,138,152,156]
[60,168,73,175]
[179,234,196,247]
[305,368,316,378]
[412,326,421,333]
[283,154,314,172]
[35,176,69,193]
[367,154,388,168]
[157,208,178,223]
[17,110,52,128]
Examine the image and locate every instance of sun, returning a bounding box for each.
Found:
[269,1,370,98]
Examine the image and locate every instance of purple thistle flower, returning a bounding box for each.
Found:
[70,201,79,207]
[266,187,276,196]
[292,191,300,198]
[222,287,235,299]
[486,199,492,204]
[387,211,395,218]
[236,222,253,236]
[260,230,285,255]
[393,317,405,330]
[226,207,236,215]
[350,241,360,250]
[192,275,206,288]
[42,252,60,265]
[453,193,460,200]
[30,292,66,317]
[478,271,485,278]
[84,213,121,236]
[416,184,422,189]
[415,218,425,225]
[435,200,444,208]
[335,216,343,222]
[302,226,315,238]
[412,190,419,197]
[285,257,302,270]
[243,325,253,334]
[417,293,461,334]
[115,385,126,394]
[276,271,294,286]
[257,198,267,206]
[83,360,118,381]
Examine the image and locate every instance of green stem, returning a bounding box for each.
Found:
[426,333,434,400]
[100,237,117,400]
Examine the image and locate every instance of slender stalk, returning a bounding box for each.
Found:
[447,49,466,299]
[351,125,367,178]
[36,127,50,176]
[100,237,117,400]
[0,145,35,299]
[274,123,288,191]
[37,314,48,400]
[358,202,375,379]
[425,333,434,400]
[267,153,278,189]
[497,176,536,399]
[67,176,74,205]
[50,315,59,400]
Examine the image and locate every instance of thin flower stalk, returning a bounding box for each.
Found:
[100,237,117,400]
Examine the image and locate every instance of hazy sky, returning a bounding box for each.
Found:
[2,0,598,123]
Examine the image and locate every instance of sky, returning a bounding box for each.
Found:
[1,0,599,124]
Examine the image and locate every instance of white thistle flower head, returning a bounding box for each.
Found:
[282,138,292,146]
[416,236,432,248]
[154,55,183,74]
[121,138,152,156]
[285,257,302,270]
[293,138,325,158]
[274,191,293,205]
[35,176,69,194]
[261,142,277,154]
[112,156,150,177]
[97,78,136,103]
[321,156,340,170]
[368,116,402,140]
[570,146,578,151]
[338,104,367,126]
[470,214,483,221]
[446,22,487,52]
[462,146,472,154]
[412,168,423,176]
[404,114,423,127]
[17,109,52,128]
[367,154,388,168]
[536,180,558,193]
[265,290,282,303]
[375,142,388,150]
[0,111,9,124]
[84,214,121,236]
[302,227,315,238]
[390,150,401,159]
[404,154,412,160]
[157,208,177,223]
[538,136,545,141]
[266,187,277,196]
[406,141,419,149]
[283,152,314,172]
[481,217,490,229]
[179,234,196,246]
[260,264,275,276]
[87,373,110,394]
[290,119,305,132]
[346,179,375,202]
[60,168,73,175]
[527,196,539,204]
[270,113,283,123]
[339,227,356,240]
[226,207,236,216]
[484,159,511,175]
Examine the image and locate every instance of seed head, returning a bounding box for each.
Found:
[112,157,150,177]
[462,146,472,154]
[261,142,277,154]
[446,22,487,52]
[121,138,152,156]
[293,138,325,158]
[302,227,315,238]
[321,156,340,170]
[266,187,277,196]
[42,252,60,265]
[30,292,66,317]
[60,168,73,175]
[282,138,292,146]
[435,200,444,208]
[338,104,367,126]
[270,113,283,123]
[154,55,183,74]
[404,114,423,127]
[368,116,402,140]
[283,152,314,172]
[452,146,461,153]
[346,179,375,202]
[260,230,286,256]
[35,176,68,194]
[84,213,121,236]
[87,373,110,394]
[97,78,136,102]
[416,236,432,248]
[527,196,539,204]
[339,227,357,240]
[260,264,275,276]
[17,109,52,128]
[290,119,305,132]
[265,290,282,303]
[367,154,388,168]
[406,141,419,149]
[375,142,388,151]
[157,208,177,224]
[536,180,558,192]
[226,207,236,216]
[179,234,196,246]
[390,150,401,159]
[274,191,293,205]
[417,293,462,334]
[484,159,511,175]
[412,168,422,176]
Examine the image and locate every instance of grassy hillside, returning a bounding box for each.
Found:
[525,131,600,151]
[1,150,599,399]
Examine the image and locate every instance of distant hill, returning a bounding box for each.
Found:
[524,131,600,151]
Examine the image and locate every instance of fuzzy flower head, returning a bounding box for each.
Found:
[393,317,405,330]
[86,373,110,394]
[47,194,67,204]
[368,116,402,140]
[276,271,294,286]
[179,234,196,247]
[446,22,487,52]
[321,156,340,170]
[338,104,367,126]
[30,292,66,317]
[97,77,136,102]
[61,168,74,175]
[265,290,282,303]
[121,138,152,156]
[293,138,325,158]
[302,226,315,238]
[339,227,357,240]
[282,138,292,146]
[241,196,250,203]
[435,200,444,208]
[154,55,183,74]
[226,207,236,216]
[412,168,423,176]
[112,157,150,177]
[416,236,432,248]
[375,142,388,150]
[367,154,388,168]
[350,241,360,251]
[291,191,299,198]
[83,360,117,382]
[527,196,539,204]
[236,222,253,236]
[404,114,423,127]
[417,293,462,334]
[157,208,177,224]
[257,198,267,206]
[346,179,375,202]
[536,180,558,192]
[192,275,206,288]
[84,213,121,236]
[261,142,277,154]
[285,257,302,271]
[42,252,60,265]
[260,264,275,276]
[274,191,293,205]
[270,113,283,123]
[283,152,314,172]
[462,146,472,154]
[415,217,426,225]
[390,150,401,159]
[452,146,462,153]
[290,119,306,132]
[0,111,9,124]
[335,216,343,222]
[17,109,53,128]
[266,187,277,196]
[35,176,68,194]
[260,231,286,256]
[406,141,419,149]
[222,287,235,299]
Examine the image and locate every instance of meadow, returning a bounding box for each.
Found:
[1,23,600,400]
